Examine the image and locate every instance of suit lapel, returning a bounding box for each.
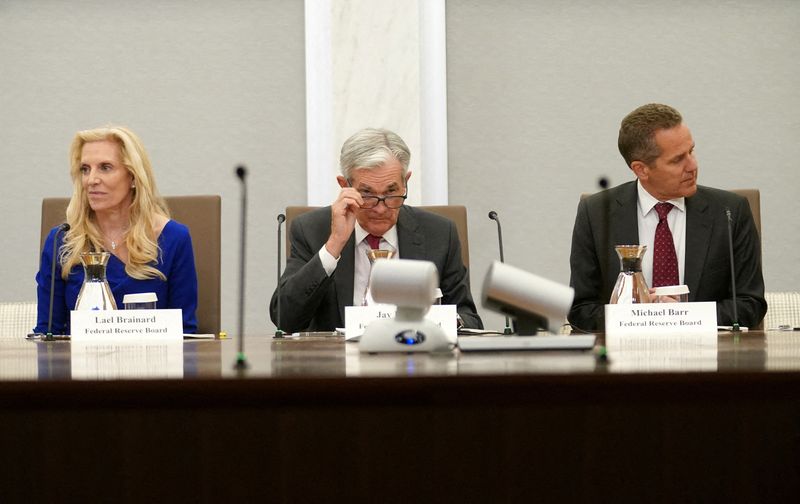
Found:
[611,182,640,246]
[397,207,425,260]
[334,235,356,323]
[684,190,712,298]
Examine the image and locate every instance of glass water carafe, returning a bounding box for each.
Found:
[609,245,651,304]
[75,252,118,311]
[363,249,395,305]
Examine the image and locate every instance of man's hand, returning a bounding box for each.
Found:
[325,187,363,258]
[649,287,680,303]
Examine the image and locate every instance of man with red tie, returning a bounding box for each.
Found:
[568,103,766,332]
[270,128,482,333]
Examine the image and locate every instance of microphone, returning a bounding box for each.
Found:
[45,223,70,341]
[725,208,740,332]
[234,165,249,370]
[488,211,513,335]
[274,213,286,338]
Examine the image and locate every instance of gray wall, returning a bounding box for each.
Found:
[0,0,306,335]
[2,1,798,335]
[448,0,800,330]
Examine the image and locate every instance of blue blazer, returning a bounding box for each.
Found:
[35,220,198,334]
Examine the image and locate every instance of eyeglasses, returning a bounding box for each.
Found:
[346,178,408,209]
[359,192,407,209]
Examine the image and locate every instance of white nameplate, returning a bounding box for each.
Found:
[605,301,717,336]
[70,309,183,341]
[345,304,457,342]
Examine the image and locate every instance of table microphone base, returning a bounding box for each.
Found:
[359,319,453,353]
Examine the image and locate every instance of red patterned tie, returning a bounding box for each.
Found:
[366,234,382,249]
[652,202,679,287]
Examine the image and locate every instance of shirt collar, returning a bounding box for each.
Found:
[355,221,399,250]
[637,179,686,217]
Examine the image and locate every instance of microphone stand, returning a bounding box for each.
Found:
[725,208,741,333]
[488,211,513,335]
[597,176,611,334]
[46,223,70,341]
[274,213,286,338]
[234,165,249,370]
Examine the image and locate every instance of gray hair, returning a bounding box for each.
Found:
[618,103,683,167]
[339,128,410,180]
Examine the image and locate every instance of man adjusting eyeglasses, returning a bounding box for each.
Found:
[269,128,483,333]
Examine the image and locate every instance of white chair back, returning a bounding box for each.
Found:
[764,292,800,330]
[0,301,37,339]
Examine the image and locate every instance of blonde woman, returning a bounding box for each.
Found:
[35,126,198,334]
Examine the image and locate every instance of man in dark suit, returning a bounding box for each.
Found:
[270,128,482,333]
[569,104,766,331]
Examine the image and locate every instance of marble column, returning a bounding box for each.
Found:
[305,0,448,206]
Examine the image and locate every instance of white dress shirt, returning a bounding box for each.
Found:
[636,180,687,287]
[317,222,399,306]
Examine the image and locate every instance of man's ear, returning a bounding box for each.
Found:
[630,161,649,182]
[336,175,348,188]
[404,170,412,184]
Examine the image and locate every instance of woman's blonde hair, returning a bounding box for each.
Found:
[60,126,170,280]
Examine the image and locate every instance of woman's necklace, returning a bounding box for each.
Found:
[105,228,128,251]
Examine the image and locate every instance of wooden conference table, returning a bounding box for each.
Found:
[1,331,798,502]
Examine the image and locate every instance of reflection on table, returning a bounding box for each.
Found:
[0,339,222,381]
[1,330,798,381]
[604,332,718,372]
[70,341,184,379]
[766,331,800,370]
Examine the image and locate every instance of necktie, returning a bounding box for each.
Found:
[366,234,382,250]
[652,202,679,287]
[361,234,383,306]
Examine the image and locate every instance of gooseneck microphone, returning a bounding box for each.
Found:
[45,223,70,340]
[725,208,740,332]
[234,165,249,370]
[274,213,286,338]
[488,211,513,335]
